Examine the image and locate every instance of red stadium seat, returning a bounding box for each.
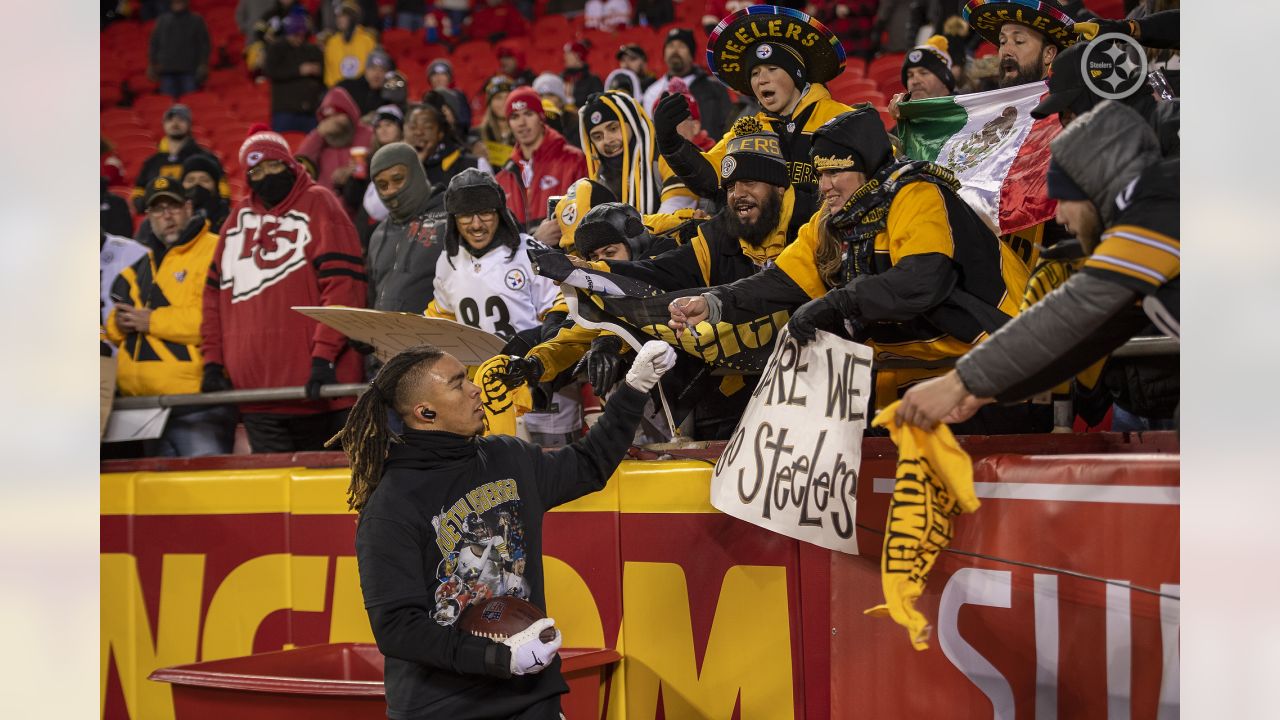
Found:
[826,74,879,98]
[453,40,492,68]
[868,63,904,94]
[108,127,156,144]
[876,108,895,131]
[868,52,906,77]
[676,0,703,26]
[879,81,906,99]
[381,28,417,55]
[534,13,572,39]
[850,91,887,107]
[836,62,865,80]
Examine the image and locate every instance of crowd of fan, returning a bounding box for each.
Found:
[100,0,1179,458]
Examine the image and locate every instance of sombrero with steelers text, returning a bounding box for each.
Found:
[707,5,846,97]
[962,0,1078,50]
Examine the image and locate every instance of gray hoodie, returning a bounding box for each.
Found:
[366,143,448,313]
[956,101,1175,402]
[1052,101,1163,232]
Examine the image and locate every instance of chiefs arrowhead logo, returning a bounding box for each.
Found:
[220,208,313,303]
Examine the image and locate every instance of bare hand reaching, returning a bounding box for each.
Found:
[667,296,708,337]
[895,370,993,429]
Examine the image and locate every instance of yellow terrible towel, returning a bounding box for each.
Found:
[864,401,980,650]
[475,355,533,437]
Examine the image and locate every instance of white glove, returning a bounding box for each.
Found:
[624,341,677,392]
[503,618,562,676]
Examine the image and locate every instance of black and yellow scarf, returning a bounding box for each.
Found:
[823,160,961,284]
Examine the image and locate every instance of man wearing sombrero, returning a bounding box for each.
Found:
[653,5,852,201]
[963,0,1077,88]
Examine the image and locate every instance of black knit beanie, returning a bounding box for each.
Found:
[746,42,807,89]
[719,127,790,188]
[901,36,956,92]
[580,93,620,131]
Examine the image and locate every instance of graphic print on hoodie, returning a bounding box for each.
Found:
[430,485,531,626]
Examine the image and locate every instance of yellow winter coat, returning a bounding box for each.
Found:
[323,26,378,87]
[105,221,220,396]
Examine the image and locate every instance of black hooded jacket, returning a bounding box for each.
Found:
[354,384,648,719]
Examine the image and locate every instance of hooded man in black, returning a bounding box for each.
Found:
[338,340,675,720]
[180,154,231,232]
[366,142,449,313]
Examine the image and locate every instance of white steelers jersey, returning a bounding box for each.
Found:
[432,234,560,341]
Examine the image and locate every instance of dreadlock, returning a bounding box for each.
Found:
[328,344,445,513]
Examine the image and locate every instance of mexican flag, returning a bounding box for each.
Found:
[897,82,1060,235]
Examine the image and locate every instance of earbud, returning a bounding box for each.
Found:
[419,407,437,420]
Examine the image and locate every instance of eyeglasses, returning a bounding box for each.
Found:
[147,202,185,216]
[246,160,285,181]
[457,210,498,223]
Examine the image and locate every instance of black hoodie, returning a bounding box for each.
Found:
[355,384,649,719]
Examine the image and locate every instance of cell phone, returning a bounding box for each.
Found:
[546,195,564,222]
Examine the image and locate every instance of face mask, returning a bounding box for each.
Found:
[249,169,296,208]
[185,185,217,216]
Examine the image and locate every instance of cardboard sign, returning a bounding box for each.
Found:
[710,328,874,554]
[293,306,507,365]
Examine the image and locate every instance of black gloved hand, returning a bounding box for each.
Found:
[787,295,845,347]
[349,339,376,355]
[1091,17,1137,37]
[305,357,337,401]
[201,363,233,393]
[498,355,544,389]
[539,310,569,342]
[577,335,626,395]
[653,92,692,151]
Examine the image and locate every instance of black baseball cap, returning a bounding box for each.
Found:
[616,43,646,61]
[143,176,186,208]
[1031,43,1093,120]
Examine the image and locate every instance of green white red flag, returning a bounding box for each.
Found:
[897,81,1061,235]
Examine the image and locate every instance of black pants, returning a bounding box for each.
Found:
[507,694,562,720]
[242,409,349,453]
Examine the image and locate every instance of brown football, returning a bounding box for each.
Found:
[457,596,557,643]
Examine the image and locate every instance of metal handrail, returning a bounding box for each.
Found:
[112,384,370,410]
[108,337,1178,410]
